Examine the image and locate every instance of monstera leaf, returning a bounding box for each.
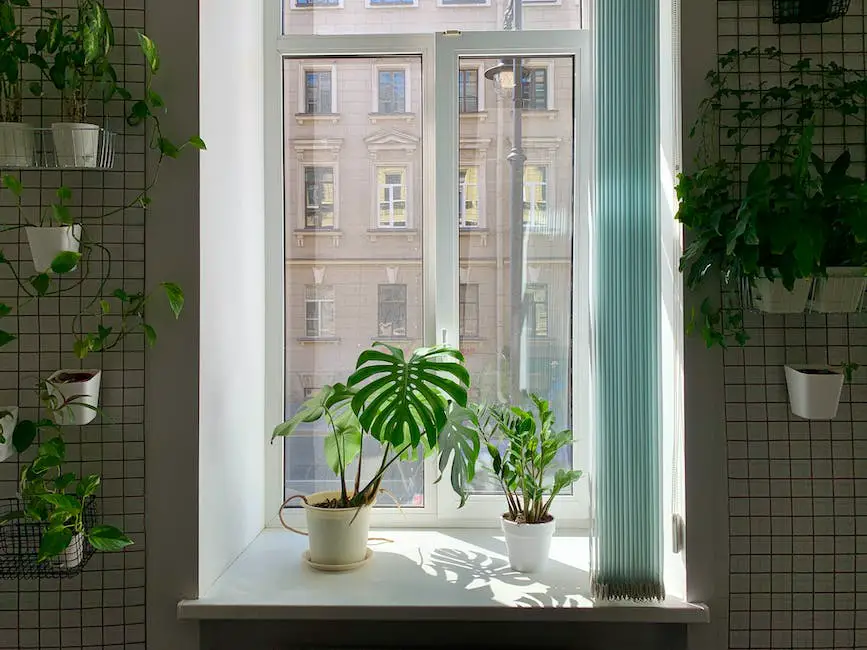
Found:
[323,409,363,475]
[436,404,481,507]
[271,383,354,441]
[347,343,470,450]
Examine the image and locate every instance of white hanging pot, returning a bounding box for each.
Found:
[0,407,18,463]
[26,224,82,274]
[301,490,372,568]
[46,369,101,426]
[51,122,100,168]
[751,277,812,314]
[785,365,844,420]
[0,122,35,167]
[810,267,867,313]
[501,515,555,573]
[53,532,85,568]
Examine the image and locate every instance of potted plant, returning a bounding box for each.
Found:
[0,406,17,462]
[0,0,36,167]
[43,369,101,426]
[440,395,582,573]
[271,343,469,570]
[16,183,84,274]
[785,362,858,420]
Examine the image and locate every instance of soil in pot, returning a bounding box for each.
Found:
[52,371,98,384]
[796,369,838,375]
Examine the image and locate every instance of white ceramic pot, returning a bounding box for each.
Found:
[751,277,812,314]
[785,365,844,420]
[26,224,82,274]
[55,532,84,568]
[0,122,35,167]
[46,369,101,426]
[810,267,867,313]
[51,122,100,168]
[0,407,18,463]
[501,515,555,573]
[302,490,372,567]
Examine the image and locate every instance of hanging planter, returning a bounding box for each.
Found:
[750,276,812,314]
[785,365,845,420]
[25,224,82,274]
[0,407,17,463]
[773,0,851,23]
[45,370,102,426]
[810,267,867,313]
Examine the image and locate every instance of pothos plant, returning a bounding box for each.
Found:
[272,343,471,509]
[0,0,38,123]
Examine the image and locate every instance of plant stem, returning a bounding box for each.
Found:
[323,407,348,504]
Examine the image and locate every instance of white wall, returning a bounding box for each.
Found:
[198,0,267,594]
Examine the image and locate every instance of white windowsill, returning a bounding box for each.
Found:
[178,529,709,623]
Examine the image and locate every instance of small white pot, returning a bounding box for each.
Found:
[0,407,18,462]
[751,277,812,314]
[785,365,844,420]
[302,490,372,567]
[51,122,100,168]
[501,515,555,573]
[26,224,82,274]
[0,122,35,167]
[810,267,867,313]
[53,532,84,568]
[46,369,101,426]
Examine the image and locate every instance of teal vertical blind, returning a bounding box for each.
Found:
[592,0,665,600]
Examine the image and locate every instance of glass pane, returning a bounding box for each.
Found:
[282,0,584,35]
[284,57,425,506]
[458,56,574,494]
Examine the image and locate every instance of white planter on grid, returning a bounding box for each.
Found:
[46,370,101,426]
[501,515,555,573]
[810,267,867,313]
[750,276,812,314]
[26,224,82,274]
[785,365,845,421]
[0,407,18,463]
[302,490,372,568]
[51,123,100,168]
[0,123,35,167]
[55,532,85,568]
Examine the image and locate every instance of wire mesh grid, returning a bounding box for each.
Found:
[772,0,852,24]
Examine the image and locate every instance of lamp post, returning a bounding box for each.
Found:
[485,0,525,402]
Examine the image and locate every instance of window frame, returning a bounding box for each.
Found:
[301,165,337,230]
[377,283,409,339]
[457,65,483,113]
[365,0,418,7]
[265,30,591,529]
[372,64,412,114]
[290,0,343,9]
[521,65,552,111]
[298,64,337,114]
[458,165,481,228]
[304,285,336,338]
[458,282,480,338]
[522,163,549,229]
[438,0,491,7]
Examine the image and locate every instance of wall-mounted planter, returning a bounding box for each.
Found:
[772,0,851,23]
[810,267,867,313]
[0,407,17,463]
[751,277,812,314]
[46,369,101,426]
[0,123,35,168]
[25,224,82,274]
[51,123,101,168]
[785,365,844,420]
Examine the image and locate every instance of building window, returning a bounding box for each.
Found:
[367,0,417,6]
[523,165,548,227]
[458,167,480,227]
[377,167,407,228]
[440,0,489,5]
[527,283,549,338]
[304,166,335,229]
[378,284,407,338]
[304,69,333,114]
[378,70,407,113]
[459,283,480,337]
[522,68,548,110]
[458,69,479,112]
[294,0,341,7]
[305,286,336,338]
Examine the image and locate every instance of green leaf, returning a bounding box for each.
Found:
[188,136,207,150]
[37,528,73,563]
[41,493,82,515]
[142,323,157,347]
[137,32,160,73]
[127,100,150,126]
[100,300,110,314]
[113,288,129,302]
[436,404,481,507]
[12,420,37,453]
[76,474,100,499]
[147,90,165,109]
[56,186,72,201]
[73,338,91,359]
[87,525,133,552]
[0,330,14,348]
[3,174,22,196]
[0,4,15,34]
[271,384,355,440]
[30,273,50,296]
[323,410,363,475]
[54,472,76,491]
[50,251,80,274]
[51,204,72,225]
[158,137,179,158]
[161,282,184,318]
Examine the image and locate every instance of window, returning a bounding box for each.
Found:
[377,167,407,228]
[378,284,408,338]
[458,167,480,227]
[458,69,479,112]
[523,165,548,227]
[305,286,335,338]
[459,283,480,337]
[304,167,335,229]
[367,0,417,6]
[377,70,407,113]
[293,0,341,7]
[440,0,489,5]
[527,284,549,338]
[522,68,548,110]
[303,69,333,114]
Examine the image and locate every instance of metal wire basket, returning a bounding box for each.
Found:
[0,124,117,170]
[772,0,851,24]
[0,497,96,579]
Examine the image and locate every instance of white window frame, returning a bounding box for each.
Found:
[375,166,410,229]
[372,63,412,114]
[297,63,337,114]
[304,285,336,338]
[301,164,337,229]
[522,163,549,229]
[265,29,591,529]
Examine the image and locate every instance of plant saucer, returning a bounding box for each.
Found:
[302,548,373,572]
